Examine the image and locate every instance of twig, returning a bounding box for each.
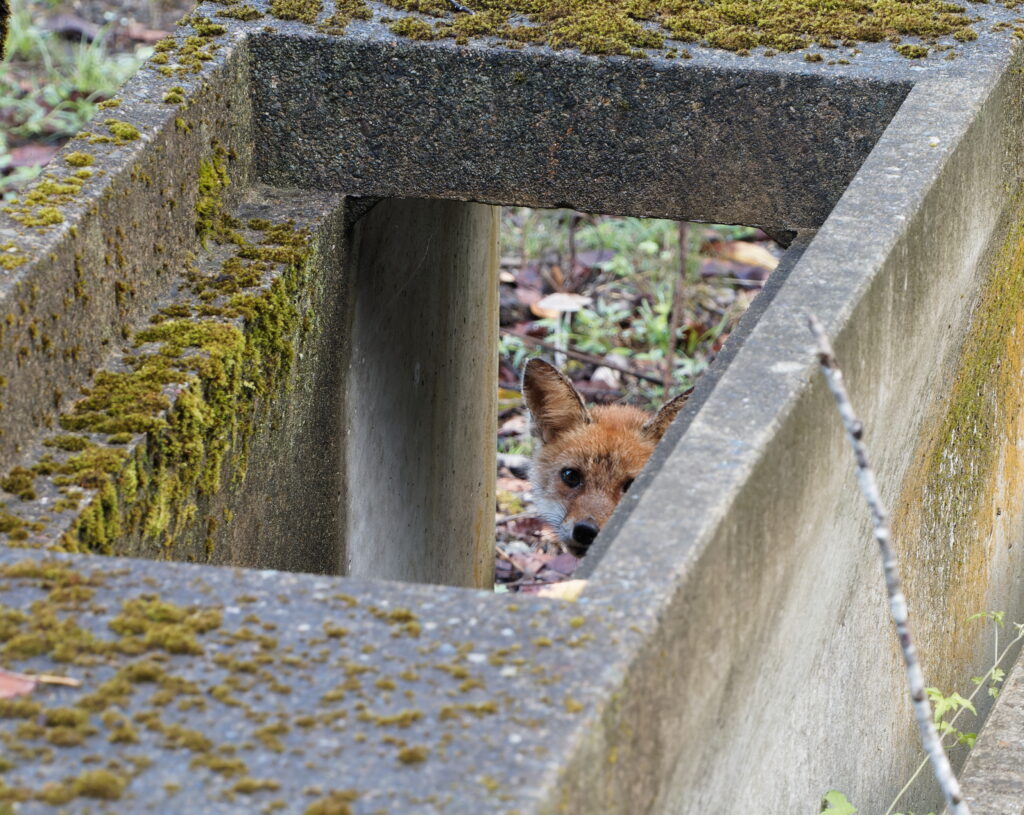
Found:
[500,329,664,386]
[807,313,971,815]
[494,546,516,564]
[496,511,537,524]
[3,669,81,687]
[664,221,689,392]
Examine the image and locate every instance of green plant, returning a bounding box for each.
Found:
[821,790,856,814]
[826,610,1024,815]
[0,0,150,199]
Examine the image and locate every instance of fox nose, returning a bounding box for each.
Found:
[572,520,600,550]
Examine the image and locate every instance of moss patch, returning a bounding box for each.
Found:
[0,149,315,556]
[270,0,323,24]
[64,151,94,167]
[101,119,141,144]
[891,184,1024,682]
[217,4,264,20]
[0,241,27,270]
[316,0,371,33]
[305,789,358,815]
[374,0,989,58]
[2,166,90,227]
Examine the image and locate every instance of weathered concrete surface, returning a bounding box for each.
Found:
[252,32,909,231]
[2,1,1024,813]
[577,44,1024,815]
[345,197,498,587]
[0,35,254,467]
[203,188,349,575]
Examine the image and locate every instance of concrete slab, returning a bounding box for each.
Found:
[3,1,1024,813]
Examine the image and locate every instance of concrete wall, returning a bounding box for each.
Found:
[344,197,499,587]
[568,50,1024,815]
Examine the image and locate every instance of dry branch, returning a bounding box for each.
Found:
[500,329,665,386]
[807,313,970,815]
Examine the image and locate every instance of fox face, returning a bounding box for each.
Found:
[522,358,690,556]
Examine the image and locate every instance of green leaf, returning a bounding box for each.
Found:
[948,692,977,716]
[821,791,857,814]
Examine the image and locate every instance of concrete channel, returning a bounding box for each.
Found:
[1,2,1024,812]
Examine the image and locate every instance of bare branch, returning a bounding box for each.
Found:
[807,313,971,815]
[500,328,665,387]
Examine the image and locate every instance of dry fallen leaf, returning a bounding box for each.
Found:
[122,22,172,43]
[0,669,37,699]
[536,579,588,601]
[707,240,779,270]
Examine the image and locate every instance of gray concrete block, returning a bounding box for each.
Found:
[3,2,1024,813]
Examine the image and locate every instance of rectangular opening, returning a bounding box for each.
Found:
[492,206,790,593]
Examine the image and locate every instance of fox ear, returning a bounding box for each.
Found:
[643,387,693,442]
[522,358,590,444]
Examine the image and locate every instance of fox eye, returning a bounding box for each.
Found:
[622,478,635,493]
[560,468,582,488]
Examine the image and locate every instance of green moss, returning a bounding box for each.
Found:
[163,86,186,104]
[0,241,27,270]
[270,0,322,23]
[396,745,429,764]
[107,721,140,743]
[44,435,92,452]
[894,43,929,57]
[16,206,64,227]
[388,16,437,39]
[372,0,984,58]
[192,19,228,35]
[196,148,230,246]
[218,4,264,20]
[0,699,42,719]
[305,790,358,815]
[232,777,282,794]
[103,119,141,143]
[162,723,214,751]
[64,151,94,167]
[73,769,127,799]
[316,0,370,33]
[0,156,314,557]
[190,754,248,775]
[44,707,88,728]
[1,468,37,501]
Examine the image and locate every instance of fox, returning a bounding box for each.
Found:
[522,358,691,556]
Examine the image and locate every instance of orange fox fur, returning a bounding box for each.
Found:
[522,358,690,556]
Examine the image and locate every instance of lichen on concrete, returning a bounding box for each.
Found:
[893,180,1024,663]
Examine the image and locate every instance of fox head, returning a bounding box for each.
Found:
[522,358,690,556]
